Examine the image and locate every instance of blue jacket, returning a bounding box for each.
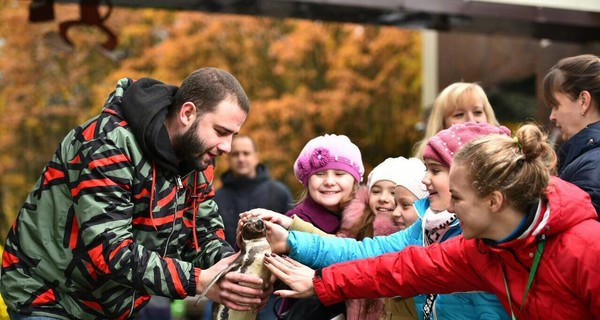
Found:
[557,121,600,218]
[289,198,509,320]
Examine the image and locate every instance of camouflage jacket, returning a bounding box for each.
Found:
[1,78,233,319]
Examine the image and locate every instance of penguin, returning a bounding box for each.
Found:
[196,217,272,320]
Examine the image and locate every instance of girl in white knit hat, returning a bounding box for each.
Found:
[241,157,429,320]
[253,123,512,320]
[335,156,428,320]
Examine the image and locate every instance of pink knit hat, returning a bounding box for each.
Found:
[294,134,364,186]
[422,122,511,167]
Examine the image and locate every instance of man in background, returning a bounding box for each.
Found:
[215,135,293,247]
[211,135,293,320]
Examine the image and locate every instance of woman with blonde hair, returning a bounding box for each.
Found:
[413,82,499,158]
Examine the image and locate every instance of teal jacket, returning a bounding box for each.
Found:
[289,198,509,319]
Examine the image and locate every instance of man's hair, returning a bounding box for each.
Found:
[170,67,250,117]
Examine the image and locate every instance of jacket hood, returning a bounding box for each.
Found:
[414,198,430,218]
[220,164,270,189]
[337,186,369,238]
[541,176,598,237]
[121,77,179,174]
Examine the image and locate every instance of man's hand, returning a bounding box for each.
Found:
[197,253,264,311]
[264,253,316,299]
[256,274,276,311]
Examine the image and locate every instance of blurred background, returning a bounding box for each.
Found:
[0,0,599,244]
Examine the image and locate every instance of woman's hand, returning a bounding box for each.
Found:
[264,254,316,299]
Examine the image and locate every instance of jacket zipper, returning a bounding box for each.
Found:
[163,175,183,256]
[128,174,185,317]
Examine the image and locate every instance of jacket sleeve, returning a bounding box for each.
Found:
[288,215,330,237]
[313,236,485,306]
[289,220,423,268]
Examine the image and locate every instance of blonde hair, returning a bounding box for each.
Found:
[453,124,557,211]
[413,82,499,158]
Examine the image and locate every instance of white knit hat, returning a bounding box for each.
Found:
[367,157,428,199]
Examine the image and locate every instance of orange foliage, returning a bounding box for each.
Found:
[0,3,422,236]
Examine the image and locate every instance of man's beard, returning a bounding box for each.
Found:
[173,120,210,171]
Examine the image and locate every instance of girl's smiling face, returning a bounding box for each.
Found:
[308,169,356,212]
[422,159,451,212]
[369,180,396,217]
[391,185,419,230]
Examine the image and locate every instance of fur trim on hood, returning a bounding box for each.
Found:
[373,214,402,236]
[337,186,370,238]
[337,185,403,238]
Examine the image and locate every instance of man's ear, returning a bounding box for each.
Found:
[489,190,505,213]
[179,102,197,127]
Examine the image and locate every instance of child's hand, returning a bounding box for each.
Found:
[264,221,290,254]
[264,254,316,299]
[240,208,293,229]
[236,210,291,254]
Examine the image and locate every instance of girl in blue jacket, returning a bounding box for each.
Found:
[250,122,512,320]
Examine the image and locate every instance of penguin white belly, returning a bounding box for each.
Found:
[213,237,272,320]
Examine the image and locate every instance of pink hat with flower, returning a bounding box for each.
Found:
[294,134,364,186]
[422,122,511,167]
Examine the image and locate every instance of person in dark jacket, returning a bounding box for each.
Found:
[0,68,270,319]
[544,54,600,217]
[215,135,293,247]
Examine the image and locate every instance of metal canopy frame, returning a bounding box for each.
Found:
[47,0,600,42]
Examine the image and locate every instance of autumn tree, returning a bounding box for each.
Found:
[0,3,422,238]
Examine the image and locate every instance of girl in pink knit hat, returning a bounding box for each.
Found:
[286,134,364,234]
[242,156,429,320]
[255,122,513,320]
[266,123,600,320]
[279,133,365,319]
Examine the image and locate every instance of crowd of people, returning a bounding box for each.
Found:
[0,53,598,320]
